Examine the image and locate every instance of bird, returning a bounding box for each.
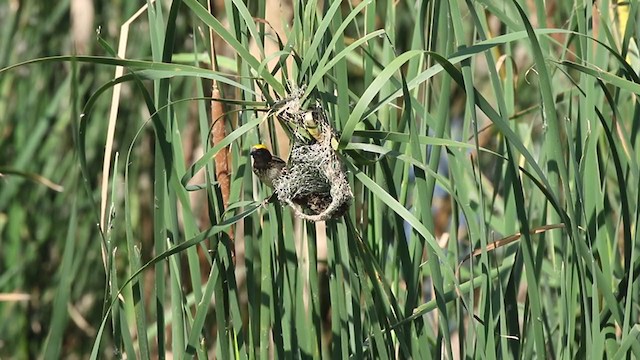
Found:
[302,109,340,150]
[250,144,287,188]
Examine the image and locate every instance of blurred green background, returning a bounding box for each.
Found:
[2,0,640,358]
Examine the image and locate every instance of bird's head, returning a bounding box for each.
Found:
[250,144,273,167]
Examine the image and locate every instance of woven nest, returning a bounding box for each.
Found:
[271,91,352,221]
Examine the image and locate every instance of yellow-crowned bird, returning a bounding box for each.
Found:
[250,144,286,188]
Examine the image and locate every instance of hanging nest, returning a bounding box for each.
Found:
[271,91,353,221]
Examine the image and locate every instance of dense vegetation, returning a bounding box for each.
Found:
[2,0,640,358]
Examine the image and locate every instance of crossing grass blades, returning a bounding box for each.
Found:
[270,90,352,221]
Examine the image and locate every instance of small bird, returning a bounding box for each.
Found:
[250,144,287,188]
[302,109,340,150]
